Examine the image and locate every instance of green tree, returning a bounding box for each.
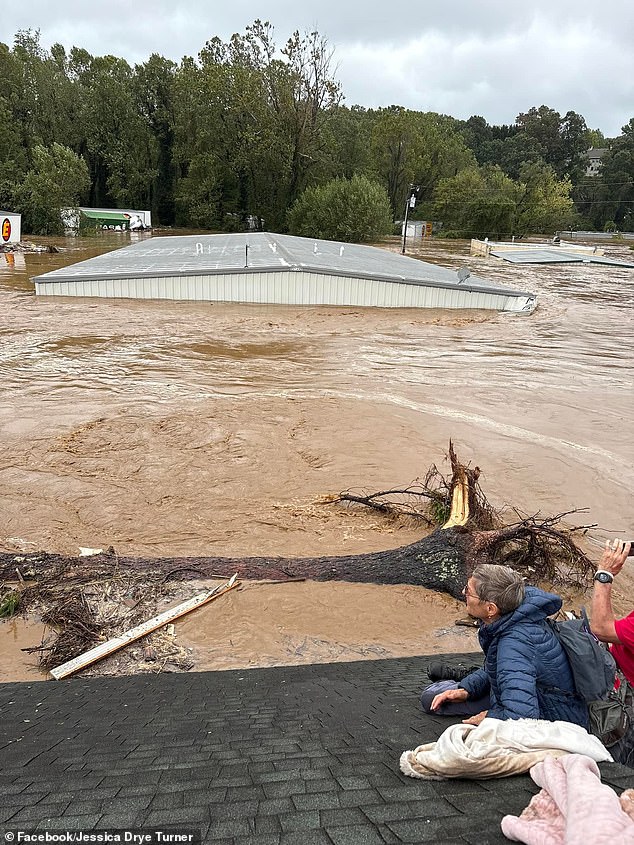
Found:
[174,151,223,229]
[80,55,158,209]
[497,133,546,179]
[515,105,589,179]
[514,162,575,234]
[370,107,475,218]
[134,54,178,224]
[320,105,373,180]
[172,47,245,228]
[172,21,342,231]
[370,107,419,213]
[433,161,575,238]
[276,26,343,205]
[457,116,517,167]
[583,118,634,229]
[432,166,516,239]
[14,142,89,234]
[0,45,30,207]
[458,115,493,162]
[287,174,392,242]
[571,174,605,229]
[586,128,607,149]
[0,38,38,206]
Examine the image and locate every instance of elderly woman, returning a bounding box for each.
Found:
[424,563,588,728]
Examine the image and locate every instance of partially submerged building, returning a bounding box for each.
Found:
[62,207,152,231]
[33,232,536,312]
[471,237,634,267]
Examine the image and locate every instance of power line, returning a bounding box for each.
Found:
[424,182,634,198]
[571,181,634,189]
[432,199,634,207]
[569,200,634,205]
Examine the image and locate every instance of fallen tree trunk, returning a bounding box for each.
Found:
[0,526,471,600]
[0,445,594,602]
[0,444,597,672]
[0,523,594,606]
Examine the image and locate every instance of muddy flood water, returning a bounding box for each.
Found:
[1,231,633,681]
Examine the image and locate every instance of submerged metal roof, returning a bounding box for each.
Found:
[32,233,536,311]
[491,247,634,267]
[34,233,530,291]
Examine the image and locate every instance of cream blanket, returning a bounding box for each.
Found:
[501,754,634,844]
[400,717,612,780]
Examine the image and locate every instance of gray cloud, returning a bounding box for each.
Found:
[8,0,634,136]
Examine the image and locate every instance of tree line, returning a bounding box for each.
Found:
[1,24,633,241]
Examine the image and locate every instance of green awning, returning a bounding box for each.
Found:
[81,210,130,223]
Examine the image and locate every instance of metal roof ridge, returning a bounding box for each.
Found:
[254,232,296,267]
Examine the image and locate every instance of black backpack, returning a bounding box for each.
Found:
[547,609,631,747]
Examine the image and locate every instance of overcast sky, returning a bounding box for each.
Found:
[6,1,633,137]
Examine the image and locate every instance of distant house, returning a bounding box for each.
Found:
[583,147,608,177]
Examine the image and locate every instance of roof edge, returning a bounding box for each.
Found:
[33,263,535,300]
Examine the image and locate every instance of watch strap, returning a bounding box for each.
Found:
[594,569,614,582]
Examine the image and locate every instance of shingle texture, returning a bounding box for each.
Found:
[1,653,631,843]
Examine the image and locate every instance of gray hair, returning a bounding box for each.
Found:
[471,564,525,615]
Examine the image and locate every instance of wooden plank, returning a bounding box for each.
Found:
[50,574,239,680]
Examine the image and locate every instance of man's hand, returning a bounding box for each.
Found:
[430,687,469,711]
[462,710,488,726]
[591,539,630,644]
[598,539,631,577]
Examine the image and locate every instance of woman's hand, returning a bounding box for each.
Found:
[598,539,631,577]
[430,687,469,711]
[462,710,488,726]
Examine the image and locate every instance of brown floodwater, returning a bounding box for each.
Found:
[1,230,633,680]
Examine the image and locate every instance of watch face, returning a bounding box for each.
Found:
[594,572,613,583]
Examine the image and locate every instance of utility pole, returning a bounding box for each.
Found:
[401,187,417,254]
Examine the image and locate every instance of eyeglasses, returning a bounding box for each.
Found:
[462,585,481,600]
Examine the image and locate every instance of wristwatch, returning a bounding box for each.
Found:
[593,570,614,584]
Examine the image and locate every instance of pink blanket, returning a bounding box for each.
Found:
[501,754,634,844]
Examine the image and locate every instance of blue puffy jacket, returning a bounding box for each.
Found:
[459,586,588,727]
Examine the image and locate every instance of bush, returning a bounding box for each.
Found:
[287,175,393,243]
[438,229,468,239]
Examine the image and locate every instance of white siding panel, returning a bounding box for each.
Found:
[33,270,530,312]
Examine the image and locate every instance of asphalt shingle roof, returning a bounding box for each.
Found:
[1,653,632,843]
